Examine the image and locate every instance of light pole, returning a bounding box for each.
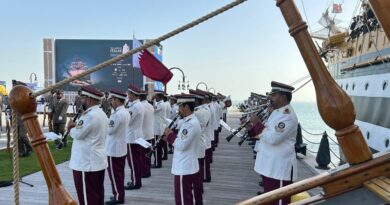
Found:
[208,88,216,94]
[168,67,189,92]
[196,82,208,90]
[29,73,38,83]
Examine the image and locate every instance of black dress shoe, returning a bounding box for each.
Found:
[105,199,124,205]
[151,165,162,168]
[142,174,151,178]
[162,156,168,160]
[257,191,263,195]
[124,182,141,190]
[203,178,211,183]
[168,150,173,154]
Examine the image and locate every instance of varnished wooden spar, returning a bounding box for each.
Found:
[276,0,372,165]
[369,0,390,40]
[236,152,390,205]
[9,85,76,205]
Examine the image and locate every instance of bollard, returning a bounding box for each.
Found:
[295,123,307,157]
[316,132,331,170]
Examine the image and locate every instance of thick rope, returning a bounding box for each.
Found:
[32,0,247,98]
[292,78,312,94]
[12,111,20,205]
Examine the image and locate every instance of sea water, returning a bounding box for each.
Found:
[292,102,341,166]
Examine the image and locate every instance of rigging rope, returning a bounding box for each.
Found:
[290,74,310,86]
[12,111,20,205]
[300,0,313,34]
[300,126,325,136]
[292,78,312,93]
[32,0,247,98]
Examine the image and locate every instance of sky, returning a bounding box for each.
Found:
[0,0,360,102]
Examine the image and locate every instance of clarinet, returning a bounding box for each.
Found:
[237,109,271,146]
[146,114,180,158]
[56,108,83,149]
[226,101,271,142]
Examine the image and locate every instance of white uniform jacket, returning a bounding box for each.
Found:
[204,105,214,148]
[141,100,155,140]
[164,101,171,119]
[212,101,222,130]
[254,104,298,181]
[194,105,211,159]
[171,114,201,175]
[153,100,166,136]
[69,105,109,171]
[219,101,226,117]
[208,103,216,140]
[126,99,144,144]
[105,105,129,157]
[170,104,179,119]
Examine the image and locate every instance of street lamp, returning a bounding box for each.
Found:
[29,73,38,83]
[196,82,208,90]
[169,67,189,91]
[208,88,216,94]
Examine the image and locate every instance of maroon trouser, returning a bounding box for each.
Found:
[73,169,105,205]
[107,155,126,203]
[193,158,205,205]
[154,136,163,167]
[214,129,220,147]
[141,139,152,176]
[174,173,197,205]
[127,144,142,186]
[204,148,212,180]
[261,175,293,205]
[161,139,168,159]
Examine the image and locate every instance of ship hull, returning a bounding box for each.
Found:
[330,49,390,152]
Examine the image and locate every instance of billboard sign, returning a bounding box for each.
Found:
[55,39,148,92]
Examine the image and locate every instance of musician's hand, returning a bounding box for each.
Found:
[245,122,253,130]
[67,121,76,131]
[164,128,173,137]
[250,115,261,124]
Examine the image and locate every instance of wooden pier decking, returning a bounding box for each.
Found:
[0,113,320,205]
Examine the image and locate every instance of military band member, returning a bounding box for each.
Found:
[105,89,129,205]
[101,91,112,118]
[140,90,154,178]
[168,96,179,154]
[53,89,69,139]
[44,89,56,132]
[125,84,145,190]
[211,94,222,148]
[163,94,201,205]
[190,90,211,205]
[222,95,232,122]
[68,85,109,205]
[196,90,214,182]
[162,94,171,160]
[152,90,166,168]
[73,89,84,113]
[254,81,298,205]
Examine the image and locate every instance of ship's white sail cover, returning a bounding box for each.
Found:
[311,9,346,40]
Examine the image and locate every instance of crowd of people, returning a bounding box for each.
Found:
[3,79,300,205]
[62,84,230,205]
[349,3,379,40]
